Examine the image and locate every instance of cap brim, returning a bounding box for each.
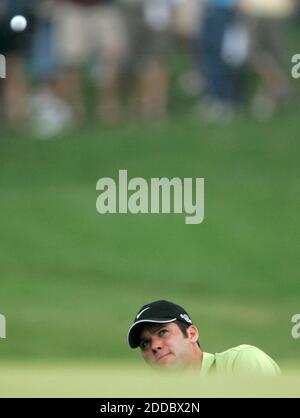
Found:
[128,318,177,348]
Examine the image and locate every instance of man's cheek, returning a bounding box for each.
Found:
[142,352,150,362]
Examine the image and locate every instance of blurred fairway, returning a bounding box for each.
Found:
[0,362,300,398]
[1,105,300,395]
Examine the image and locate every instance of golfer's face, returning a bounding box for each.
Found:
[139,323,194,369]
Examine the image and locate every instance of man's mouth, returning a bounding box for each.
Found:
[156,353,172,362]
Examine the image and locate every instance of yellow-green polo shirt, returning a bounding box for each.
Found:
[200,345,281,377]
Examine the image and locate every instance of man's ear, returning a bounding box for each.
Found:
[187,325,199,344]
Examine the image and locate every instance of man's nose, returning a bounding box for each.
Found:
[151,336,163,352]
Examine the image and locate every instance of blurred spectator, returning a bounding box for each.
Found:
[240,0,296,119]
[173,0,203,45]
[52,0,128,124]
[121,0,178,121]
[28,0,74,138]
[198,0,248,123]
[0,0,36,127]
[173,0,205,98]
[29,1,59,83]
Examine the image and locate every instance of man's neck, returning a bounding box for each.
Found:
[190,347,203,370]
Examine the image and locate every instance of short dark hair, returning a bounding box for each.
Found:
[175,320,201,349]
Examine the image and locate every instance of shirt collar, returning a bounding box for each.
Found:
[200,352,216,376]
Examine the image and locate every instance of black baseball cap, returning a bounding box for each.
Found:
[128,300,193,348]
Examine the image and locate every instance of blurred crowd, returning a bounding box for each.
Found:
[0,0,298,137]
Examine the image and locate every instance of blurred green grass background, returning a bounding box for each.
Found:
[1,107,300,369]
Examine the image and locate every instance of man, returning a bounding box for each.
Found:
[52,0,128,124]
[0,0,36,126]
[239,0,295,119]
[120,0,177,121]
[198,0,245,123]
[128,300,281,377]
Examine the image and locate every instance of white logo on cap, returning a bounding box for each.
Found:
[180,314,192,324]
[136,307,150,319]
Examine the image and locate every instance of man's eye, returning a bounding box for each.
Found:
[158,329,167,336]
[141,341,150,350]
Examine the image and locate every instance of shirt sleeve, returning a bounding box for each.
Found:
[232,346,281,377]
